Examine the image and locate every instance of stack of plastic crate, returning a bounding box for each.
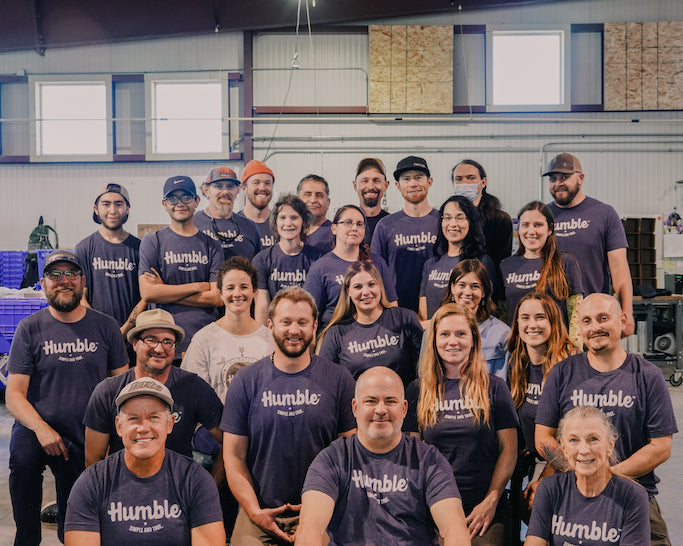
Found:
[0,251,27,289]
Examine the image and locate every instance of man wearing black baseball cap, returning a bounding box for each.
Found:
[5,250,128,544]
[370,156,440,312]
[138,176,224,362]
[353,157,390,244]
[66,377,225,545]
[544,153,634,336]
[75,183,145,338]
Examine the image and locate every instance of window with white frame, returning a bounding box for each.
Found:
[487,29,569,110]
[30,77,112,160]
[147,74,227,159]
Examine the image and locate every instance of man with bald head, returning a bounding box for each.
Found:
[535,293,677,545]
[296,367,468,546]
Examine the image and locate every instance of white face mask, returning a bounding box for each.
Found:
[453,183,480,202]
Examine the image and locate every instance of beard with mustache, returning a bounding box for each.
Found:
[45,281,83,313]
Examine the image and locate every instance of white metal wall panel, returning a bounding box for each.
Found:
[252,34,368,106]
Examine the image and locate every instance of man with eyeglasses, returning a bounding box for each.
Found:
[83,309,223,475]
[139,175,224,362]
[545,153,634,335]
[195,167,262,259]
[237,160,276,249]
[353,157,390,244]
[5,250,129,545]
[371,156,440,312]
[75,183,146,339]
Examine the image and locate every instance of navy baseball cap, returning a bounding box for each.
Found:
[393,156,430,181]
[163,176,197,198]
[43,250,82,276]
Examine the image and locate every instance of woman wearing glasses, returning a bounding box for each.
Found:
[419,196,496,322]
[304,204,397,329]
[252,195,325,324]
[316,260,422,386]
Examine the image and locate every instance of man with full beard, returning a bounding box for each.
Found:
[5,250,128,545]
[75,183,146,338]
[237,159,276,249]
[353,157,390,244]
[221,287,356,545]
[545,153,634,335]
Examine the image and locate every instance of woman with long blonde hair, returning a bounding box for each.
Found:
[316,261,422,386]
[405,303,518,545]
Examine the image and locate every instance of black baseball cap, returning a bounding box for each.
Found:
[393,156,430,181]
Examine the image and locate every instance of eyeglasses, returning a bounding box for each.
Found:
[442,214,468,223]
[46,269,80,281]
[336,220,365,229]
[164,194,196,205]
[140,336,176,350]
[208,181,239,191]
[211,215,242,242]
[547,173,576,184]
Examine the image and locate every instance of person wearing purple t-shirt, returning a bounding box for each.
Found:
[526,405,650,546]
[296,367,468,546]
[139,175,224,360]
[353,157,391,245]
[298,174,334,253]
[317,260,422,386]
[221,287,356,545]
[236,159,276,249]
[6,251,128,545]
[304,205,397,329]
[75,183,146,337]
[194,166,261,260]
[544,153,634,336]
[66,378,225,545]
[371,156,439,312]
[253,194,324,324]
[405,303,518,545]
[535,294,677,545]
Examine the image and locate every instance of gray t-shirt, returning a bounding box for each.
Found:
[236,210,274,249]
[65,449,222,546]
[194,209,261,260]
[303,434,461,546]
[252,243,324,298]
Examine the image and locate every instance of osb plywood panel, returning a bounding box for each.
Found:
[605,21,683,111]
[369,25,453,113]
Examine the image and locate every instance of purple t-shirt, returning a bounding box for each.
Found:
[75,231,141,326]
[307,219,333,254]
[549,197,628,295]
[363,209,390,245]
[194,209,261,260]
[517,362,544,455]
[404,375,519,506]
[65,449,222,546]
[83,366,223,458]
[7,308,128,447]
[500,253,583,325]
[527,471,650,546]
[318,307,422,386]
[303,434,460,546]
[252,243,324,298]
[138,227,223,357]
[535,352,678,495]
[236,210,274,249]
[419,253,496,318]
[303,252,397,328]
[220,355,356,508]
[371,209,440,312]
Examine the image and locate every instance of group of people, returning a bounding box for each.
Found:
[3,151,677,546]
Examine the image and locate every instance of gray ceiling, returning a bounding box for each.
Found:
[0,0,569,55]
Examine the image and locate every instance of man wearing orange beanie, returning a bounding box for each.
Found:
[238,160,276,249]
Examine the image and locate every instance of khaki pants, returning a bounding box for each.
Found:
[649,496,671,546]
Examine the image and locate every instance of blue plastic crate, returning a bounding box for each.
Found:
[0,298,49,345]
[0,251,27,289]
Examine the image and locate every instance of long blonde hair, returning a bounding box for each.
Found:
[417,303,491,429]
[507,292,577,408]
[315,260,391,353]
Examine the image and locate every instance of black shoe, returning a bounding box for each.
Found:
[40,502,58,524]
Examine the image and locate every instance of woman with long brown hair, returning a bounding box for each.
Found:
[500,201,583,344]
[405,303,518,545]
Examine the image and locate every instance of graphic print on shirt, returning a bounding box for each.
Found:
[351,468,408,505]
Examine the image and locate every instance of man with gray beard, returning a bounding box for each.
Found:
[5,250,128,545]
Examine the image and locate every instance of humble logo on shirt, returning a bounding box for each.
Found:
[393,232,437,249]
[43,338,98,357]
[261,234,275,247]
[551,515,620,542]
[92,257,136,272]
[107,499,181,524]
[570,389,635,409]
[428,269,450,287]
[270,268,306,283]
[525,382,542,405]
[163,250,209,265]
[554,217,590,237]
[261,389,321,417]
[201,229,245,244]
[505,270,540,287]
[347,334,399,355]
[351,469,408,502]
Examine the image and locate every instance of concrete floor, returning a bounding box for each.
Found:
[1,367,683,545]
